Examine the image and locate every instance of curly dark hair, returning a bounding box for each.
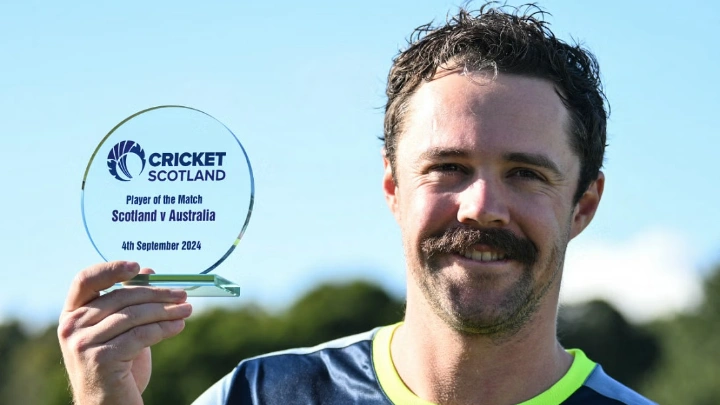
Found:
[382,3,608,203]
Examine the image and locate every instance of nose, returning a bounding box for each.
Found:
[456,177,510,227]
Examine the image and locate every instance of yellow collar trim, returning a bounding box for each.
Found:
[372,323,597,405]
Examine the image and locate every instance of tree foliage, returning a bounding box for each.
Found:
[558,300,660,390]
[637,263,720,405]
[0,266,718,404]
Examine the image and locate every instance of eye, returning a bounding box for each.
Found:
[509,168,545,181]
[428,163,467,174]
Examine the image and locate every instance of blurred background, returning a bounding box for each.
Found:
[1,0,718,403]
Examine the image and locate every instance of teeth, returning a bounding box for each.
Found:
[463,249,506,262]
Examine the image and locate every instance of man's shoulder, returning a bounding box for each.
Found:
[237,327,378,375]
[564,364,657,405]
[193,328,391,405]
[244,327,376,360]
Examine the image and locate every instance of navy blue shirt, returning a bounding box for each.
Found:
[193,324,656,405]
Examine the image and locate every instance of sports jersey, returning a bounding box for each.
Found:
[192,323,656,405]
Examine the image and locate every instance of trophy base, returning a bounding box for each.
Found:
[107,274,240,297]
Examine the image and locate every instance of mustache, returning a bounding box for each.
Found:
[420,226,538,266]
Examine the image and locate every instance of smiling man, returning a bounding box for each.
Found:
[59,4,656,405]
[382,71,606,404]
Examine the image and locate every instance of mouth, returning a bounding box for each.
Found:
[421,226,537,267]
[460,247,508,263]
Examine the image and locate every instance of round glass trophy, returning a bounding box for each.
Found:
[81,106,254,297]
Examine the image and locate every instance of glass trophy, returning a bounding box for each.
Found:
[81,105,254,297]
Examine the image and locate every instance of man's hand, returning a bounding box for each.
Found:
[58,261,192,405]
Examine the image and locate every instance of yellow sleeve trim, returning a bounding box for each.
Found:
[372,323,597,405]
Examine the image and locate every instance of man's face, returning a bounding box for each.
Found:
[383,72,602,335]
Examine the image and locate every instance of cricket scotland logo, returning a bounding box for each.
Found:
[107,140,146,181]
[104,140,228,182]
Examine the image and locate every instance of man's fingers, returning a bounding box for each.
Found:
[99,319,187,363]
[64,261,140,312]
[60,301,192,360]
[71,287,188,328]
[58,262,191,404]
[92,302,192,344]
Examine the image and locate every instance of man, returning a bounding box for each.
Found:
[59,4,656,405]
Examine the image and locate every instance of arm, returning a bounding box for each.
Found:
[58,261,192,405]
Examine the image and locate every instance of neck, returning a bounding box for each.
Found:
[392,284,572,405]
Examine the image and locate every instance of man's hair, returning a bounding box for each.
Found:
[382,3,608,203]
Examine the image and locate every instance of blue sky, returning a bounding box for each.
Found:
[1,0,718,329]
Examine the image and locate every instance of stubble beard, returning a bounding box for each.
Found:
[414,226,567,340]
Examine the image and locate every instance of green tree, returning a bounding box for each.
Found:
[0,325,70,405]
[639,263,720,405]
[0,321,28,400]
[3,264,720,405]
[558,300,660,390]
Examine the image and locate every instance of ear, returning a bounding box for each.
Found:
[382,151,400,222]
[570,171,604,239]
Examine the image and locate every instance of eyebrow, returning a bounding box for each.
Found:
[418,148,469,161]
[418,148,563,178]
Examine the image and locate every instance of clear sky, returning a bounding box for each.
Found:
[1,0,718,329]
